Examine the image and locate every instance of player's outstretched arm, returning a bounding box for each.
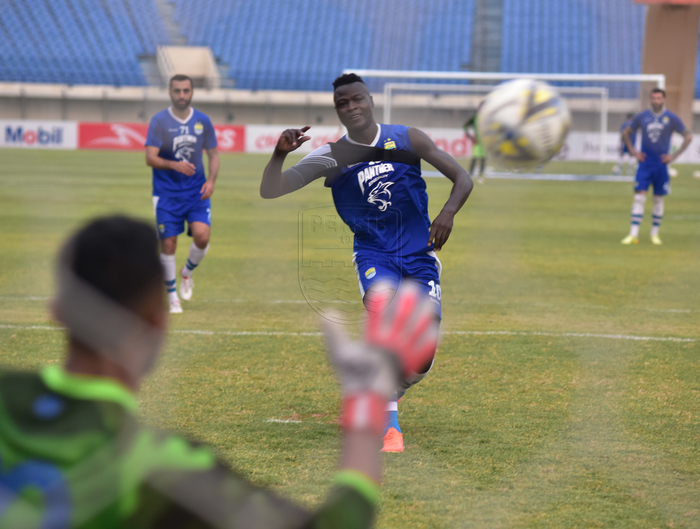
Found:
[408,127,474,250]
[260,126,312,198]
[145,146,196,176]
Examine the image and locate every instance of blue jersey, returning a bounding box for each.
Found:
[333,125,431,256]
[145,107,217,198]
[290,124,432,257]
[629,109,685,162]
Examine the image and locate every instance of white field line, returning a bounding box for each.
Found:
[265,419,302,424]
[0,296,694,314]
[0,323,695,343]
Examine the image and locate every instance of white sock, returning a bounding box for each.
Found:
[651,196,664,237]
[182,243,209,277]
[160,253,179,303]
[630,193,646,238]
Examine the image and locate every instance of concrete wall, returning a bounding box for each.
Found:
[3,82,700,132]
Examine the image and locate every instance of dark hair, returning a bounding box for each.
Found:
[333,73,365,91]
[651,87,666,98]
[70,216,163,309]
[169,74,193,89]
[626,112,635,119]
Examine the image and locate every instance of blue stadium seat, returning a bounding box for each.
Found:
[0,0,162,86]
[501,0,646,98]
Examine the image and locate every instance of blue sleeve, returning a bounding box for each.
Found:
[145,116,163,149]
[203,117,217,150]
[672,113,686,135]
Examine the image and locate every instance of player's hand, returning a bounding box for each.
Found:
[322,281,439,400]
[428,210,455,251]
[633,151,646,163]
[275,126,311,154]
[661,154,673,164]
[173,160,196,176]
[200,180,215,200]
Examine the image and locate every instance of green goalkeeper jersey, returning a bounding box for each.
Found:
[463,115,486,158]
[0,366,377,528]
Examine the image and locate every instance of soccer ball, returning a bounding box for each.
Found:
[477,79,570,170]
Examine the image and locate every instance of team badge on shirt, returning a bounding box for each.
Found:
[662,116,669,124]
[384,138,396,150]
[194,122,204,135]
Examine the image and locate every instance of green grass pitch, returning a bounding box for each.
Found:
[1,149,699,527]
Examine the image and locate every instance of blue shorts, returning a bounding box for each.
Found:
[353,251,443,318]
[153,194,211,240]
[635,162,670,195]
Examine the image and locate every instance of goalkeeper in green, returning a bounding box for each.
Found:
[464,103,487,182]
[0,215,438,528]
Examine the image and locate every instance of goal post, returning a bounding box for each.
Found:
[343,69,666,89]
[344,69,666,165]
[383,83,610,164]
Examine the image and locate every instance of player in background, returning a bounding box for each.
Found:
[464,102,487,183]
[146,74,219,313]
[621,88,692,245]
[0,215,438,527]
[261,73,473,452]
[613,112,637,176]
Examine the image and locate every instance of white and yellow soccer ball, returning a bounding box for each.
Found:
[477,79,571,170]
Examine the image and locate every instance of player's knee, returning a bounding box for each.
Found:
[160,237,177,255]
[194,234,209,249]
[399,354,436,393]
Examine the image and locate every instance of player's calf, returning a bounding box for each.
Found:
[160,253,182,313]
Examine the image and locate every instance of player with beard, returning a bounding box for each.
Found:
[621,88,691,245]
[146,74,219,313]
[261,73,474,452]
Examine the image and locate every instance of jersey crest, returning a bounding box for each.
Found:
[646,121,664,144]
[367,181,394,211]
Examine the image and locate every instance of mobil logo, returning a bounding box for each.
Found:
[0,121,77,149]
[5,126,63,146]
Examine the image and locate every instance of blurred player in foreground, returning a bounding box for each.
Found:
[146,74,219,313]
[261,73,473,452]
[0,215,438,528]
[463,102,487,183]
[613,113,637,176]
[621,88,691,245]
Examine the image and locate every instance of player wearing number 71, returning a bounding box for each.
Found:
[261,73,474,452]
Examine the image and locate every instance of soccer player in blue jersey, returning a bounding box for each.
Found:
[146,74,219,313]
[261,73,474,452]
[613,113,637,176]
[621,89,691,245]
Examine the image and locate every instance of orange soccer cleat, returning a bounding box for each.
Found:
[381,427,404,453]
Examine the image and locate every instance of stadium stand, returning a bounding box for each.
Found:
[2,0,700,99]
[172,0,475,91]
[501,0,646,98]
[0,0,169,86]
